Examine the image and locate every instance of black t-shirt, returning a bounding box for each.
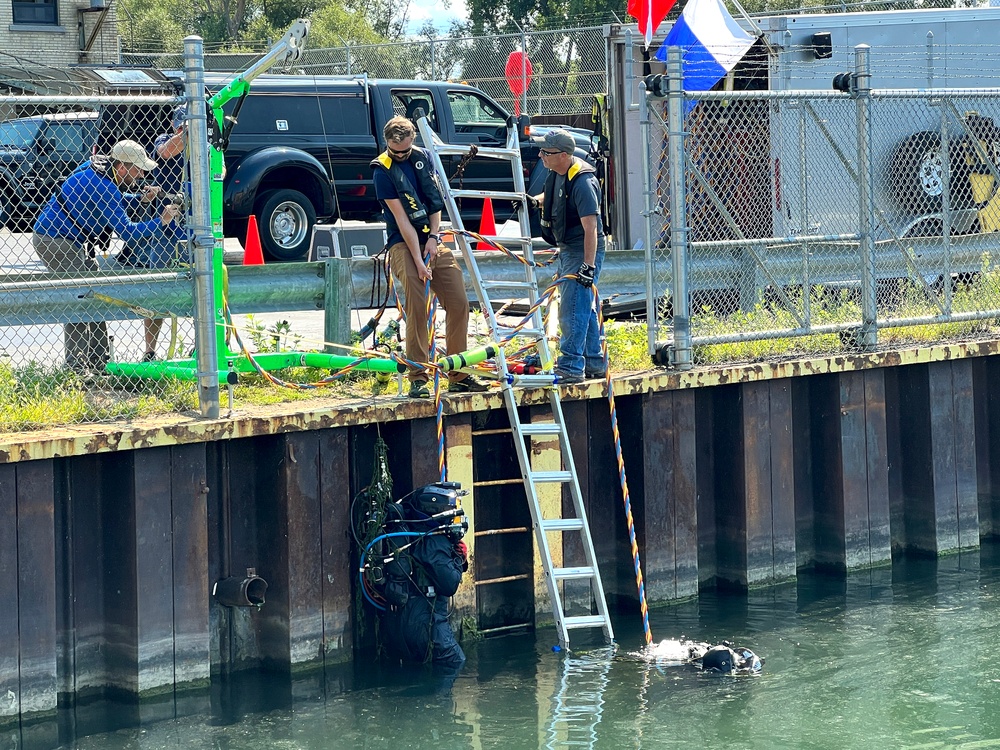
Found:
[373,159,421,248]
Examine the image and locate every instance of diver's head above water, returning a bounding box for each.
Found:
[700,643,763,675]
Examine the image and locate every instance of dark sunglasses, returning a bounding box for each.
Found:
[539,149,563,156]
[388,145,412,156]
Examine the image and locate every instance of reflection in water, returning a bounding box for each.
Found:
[46,546,1000,748]
[544,647,616,749]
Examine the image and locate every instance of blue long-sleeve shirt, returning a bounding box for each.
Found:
[33,165,163,246]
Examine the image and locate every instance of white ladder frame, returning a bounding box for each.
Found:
[416,117,614,649]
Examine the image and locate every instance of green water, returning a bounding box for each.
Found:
[63,548,1000,749]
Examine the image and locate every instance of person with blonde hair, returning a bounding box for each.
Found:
[370,115,487,398]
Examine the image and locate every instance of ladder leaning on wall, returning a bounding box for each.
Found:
[415,116,614,650]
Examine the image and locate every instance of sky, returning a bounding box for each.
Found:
[405,0,470,33]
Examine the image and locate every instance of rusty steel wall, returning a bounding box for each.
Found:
[2,348,1000,735]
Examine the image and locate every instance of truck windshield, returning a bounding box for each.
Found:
[0,118,42,148]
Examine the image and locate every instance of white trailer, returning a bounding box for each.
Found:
[606,8,1000,254]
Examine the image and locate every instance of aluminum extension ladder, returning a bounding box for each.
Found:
[415,117,614,650]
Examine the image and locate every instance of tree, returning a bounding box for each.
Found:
[119,0,385,52]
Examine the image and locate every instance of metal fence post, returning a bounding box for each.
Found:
[521,28,528,117]
[184,35,221,418]
[641,80,656,355]
[430,39,437,80]
[854,44,877,350]
[926,30,935,89]
[667,46,692,369]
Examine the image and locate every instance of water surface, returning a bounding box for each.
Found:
[62,548,1000,749]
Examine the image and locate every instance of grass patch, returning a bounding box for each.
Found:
[0,360,199,432]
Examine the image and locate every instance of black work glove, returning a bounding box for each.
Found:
[576,262,596,288]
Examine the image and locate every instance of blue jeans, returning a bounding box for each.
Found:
[556,241,605,377]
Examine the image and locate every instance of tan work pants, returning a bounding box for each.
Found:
[388,242,470,382]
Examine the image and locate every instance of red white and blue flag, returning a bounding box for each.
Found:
[654,0,755,93]
[627,0,677,48]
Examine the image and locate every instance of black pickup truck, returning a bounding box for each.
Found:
[95,71,593,261]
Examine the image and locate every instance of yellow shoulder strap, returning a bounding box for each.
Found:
[567,160,583,181]
[376,152,392,169]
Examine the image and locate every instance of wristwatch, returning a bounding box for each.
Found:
[428,233,441,242]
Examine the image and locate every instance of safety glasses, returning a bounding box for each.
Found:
[539,149,563,157]
[387,145,412,157]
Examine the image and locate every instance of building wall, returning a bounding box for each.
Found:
[0,0,118,67]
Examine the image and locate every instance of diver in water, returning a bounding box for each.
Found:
[699,642,763,675]
[378,483,470,671]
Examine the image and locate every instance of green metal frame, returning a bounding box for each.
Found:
[104,21,399,385]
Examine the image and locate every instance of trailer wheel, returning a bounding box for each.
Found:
[889,131,974,213]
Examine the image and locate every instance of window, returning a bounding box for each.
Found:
[12,0,58,25]
[223,94,371,136]
[44,121,93,157]
[447,90,508,145]
[448,91,506,129]
[390,91,438,132]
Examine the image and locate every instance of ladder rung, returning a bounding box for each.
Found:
[511,374,557,387]
[496,326,544,337]
[435,145,520,159]
[530,470,573,483]
[552,566,596,581]
[540,518,585,531]
[483,280,534,291]
[476,235,532,246]
[521,422,562,435]
[452,189,524,201]
[564,615,610,630]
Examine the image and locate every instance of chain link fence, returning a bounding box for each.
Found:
[123,26,608,117]
[0,91,200,427]
[647,44,1000,368]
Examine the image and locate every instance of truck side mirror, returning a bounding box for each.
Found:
[36,137,53,154]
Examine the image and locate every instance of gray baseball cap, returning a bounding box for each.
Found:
[531,129,576,154]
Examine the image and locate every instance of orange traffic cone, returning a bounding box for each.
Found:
[243,215,265,266]
[476,198,496,251]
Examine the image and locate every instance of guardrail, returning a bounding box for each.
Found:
[0,251,649,341]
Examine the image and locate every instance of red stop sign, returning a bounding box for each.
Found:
[504,51,533,116]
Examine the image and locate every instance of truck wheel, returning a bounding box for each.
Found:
[889,131,974,213]
[254,189,316,262]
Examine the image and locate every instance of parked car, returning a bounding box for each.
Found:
[0,111,97,231]
[95,72,594,261]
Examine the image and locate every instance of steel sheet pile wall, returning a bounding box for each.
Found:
[2,349,1000,735]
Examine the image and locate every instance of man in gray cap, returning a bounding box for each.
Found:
[33,139,181,372]
[530,128,607,384]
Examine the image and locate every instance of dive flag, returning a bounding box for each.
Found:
[654,0,755,93]
[627,0,678,48]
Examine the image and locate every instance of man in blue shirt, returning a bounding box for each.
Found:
[371,116,486,398]
[121,105,190,360]
[33,140,181,372]
[530,129,607,385]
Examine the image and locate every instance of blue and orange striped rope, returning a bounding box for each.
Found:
[590,281,652,646]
